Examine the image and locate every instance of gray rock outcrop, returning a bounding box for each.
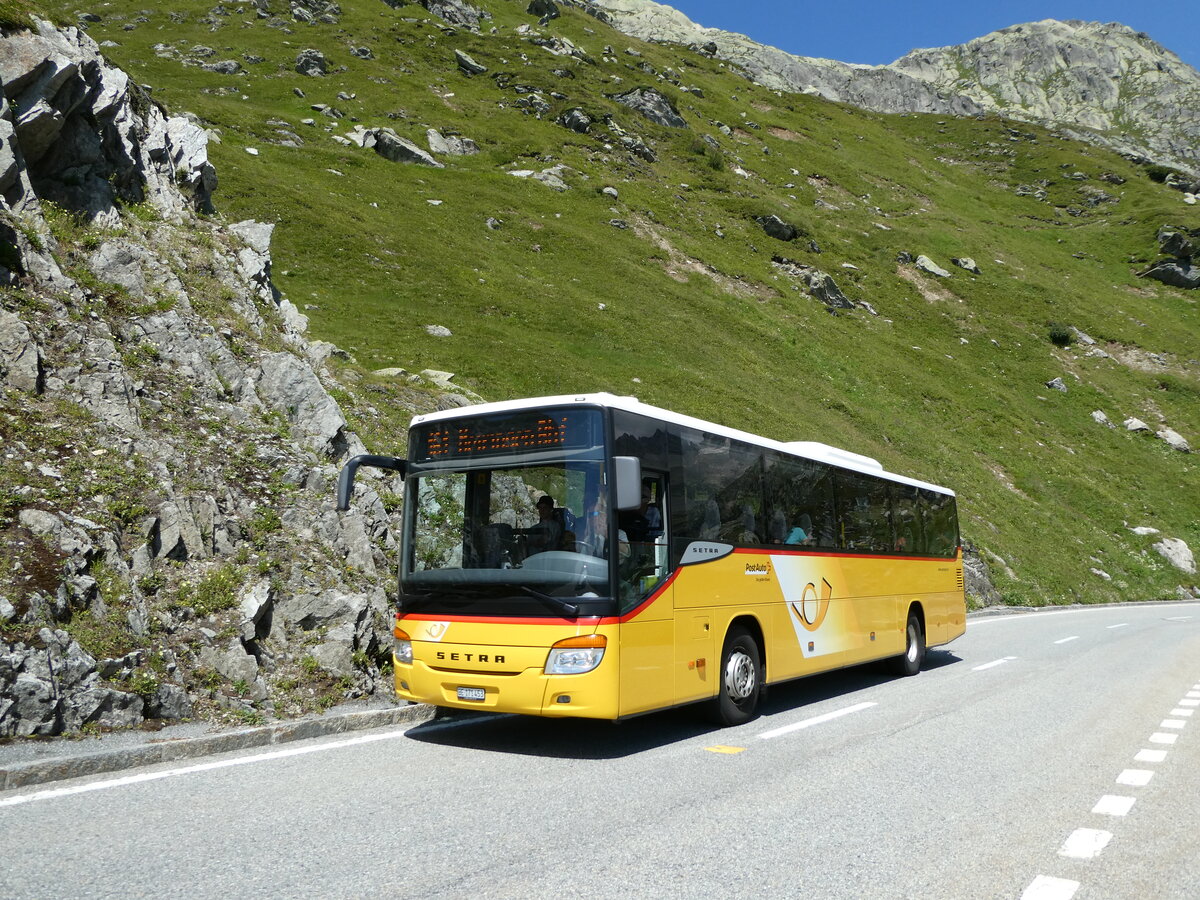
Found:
[0,18,216,221]
[0,21,411,737]
[590,3,1200,174]
[418,0,490,31]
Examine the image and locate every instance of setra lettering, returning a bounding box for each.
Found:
[435,651,506,664]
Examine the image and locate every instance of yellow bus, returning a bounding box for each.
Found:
[337,393,965,725]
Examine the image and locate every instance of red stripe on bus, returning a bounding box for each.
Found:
[732,547,959,563]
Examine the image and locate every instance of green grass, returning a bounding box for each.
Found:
[33,0,1200,605]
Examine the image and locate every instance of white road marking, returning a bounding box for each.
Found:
[1135,749,1167,763]
[1180,698,1200,707]
[1165,616,1192,621]
[1106,623,1129,629]
[1021,875,1080,900]
[1058,828,1113,859]
[967,602,1200,628]
[1053,636,1079,645]
[1187,691,1200,699]
[757,701,877,740]
[0,728,411,808]
[1171,708,1194,717]
[1149,732,1179,745]
[1160,719,1187,729]
[1116,769,1154,787]
[972,656,1017,671]
[1092,795,1136,816]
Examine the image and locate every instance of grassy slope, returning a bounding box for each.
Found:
[39,0,1200,605]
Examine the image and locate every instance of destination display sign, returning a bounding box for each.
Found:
[414,409,601,461]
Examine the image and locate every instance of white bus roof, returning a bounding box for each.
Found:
[410,392,954,497]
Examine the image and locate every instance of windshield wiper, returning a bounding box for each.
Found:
[519,586,579,618]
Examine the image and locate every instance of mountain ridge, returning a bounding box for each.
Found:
[588,1,1200,175]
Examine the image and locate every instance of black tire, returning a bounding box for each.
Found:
[891,612,925,677]
[710,626,762,726]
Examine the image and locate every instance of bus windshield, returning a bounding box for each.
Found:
[405,460,612,612]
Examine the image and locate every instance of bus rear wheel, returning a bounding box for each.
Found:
[710,626,761,726]
[891,612,925,677]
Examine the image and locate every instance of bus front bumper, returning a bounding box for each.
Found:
[394,654,619,719]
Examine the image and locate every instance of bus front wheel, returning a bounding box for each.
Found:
[710,626,761,726]
[892,612,925,677]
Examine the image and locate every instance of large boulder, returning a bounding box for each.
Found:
[756,215,798,242]
[612,87,687,128]
[295,48,328,76]
[1140,260,1200,289]
[1153,538,1196,574]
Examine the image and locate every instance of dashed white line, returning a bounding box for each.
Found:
[1135,749,1168,763]
[1180,698,1200,707]
[1116,769,1154,787]
[972,656,1017,671]
[1092,795,1136,816]
[1021,875,1080,900]
[1058,828,1113,859]
[1053,636,1080,645]
[1106,623,1129,630]
[1149,732,1179,745]
[756,701,877,740]
[1187,691,1200,699]
[1160,719,1187,729]
[1171,708,1194,717]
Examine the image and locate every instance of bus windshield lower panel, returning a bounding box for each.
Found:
[404,459,615,618]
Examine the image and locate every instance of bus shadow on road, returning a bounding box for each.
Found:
[759,648,962,717]
[403,650,963,759]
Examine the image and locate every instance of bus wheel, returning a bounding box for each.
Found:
[892,612,925,677]
[711,626,761,726]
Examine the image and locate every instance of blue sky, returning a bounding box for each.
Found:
[663,2,1200,71]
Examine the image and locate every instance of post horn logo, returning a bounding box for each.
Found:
[426,622,447,640]
[790,578,832,632]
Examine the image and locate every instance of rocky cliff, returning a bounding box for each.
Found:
[588,1,1200,175]
[0,18,463,737]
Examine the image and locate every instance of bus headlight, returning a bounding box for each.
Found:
[545,634,607,675]
[393,624,413,665]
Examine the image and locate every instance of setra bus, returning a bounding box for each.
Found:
[336,393,965,725]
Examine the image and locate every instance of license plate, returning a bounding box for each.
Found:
[456,686,486,702]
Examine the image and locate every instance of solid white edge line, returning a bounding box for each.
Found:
[967,602,1200,627]
[0,727,411,808]
[758,701,877,740]
[1021,875,1080,900]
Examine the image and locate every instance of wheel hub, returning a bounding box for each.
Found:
[724,650,756,700]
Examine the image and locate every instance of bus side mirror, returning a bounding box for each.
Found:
[614,456,642,511]
[336,454,407,511]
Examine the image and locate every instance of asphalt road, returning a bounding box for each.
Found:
[2,602,1198,900]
